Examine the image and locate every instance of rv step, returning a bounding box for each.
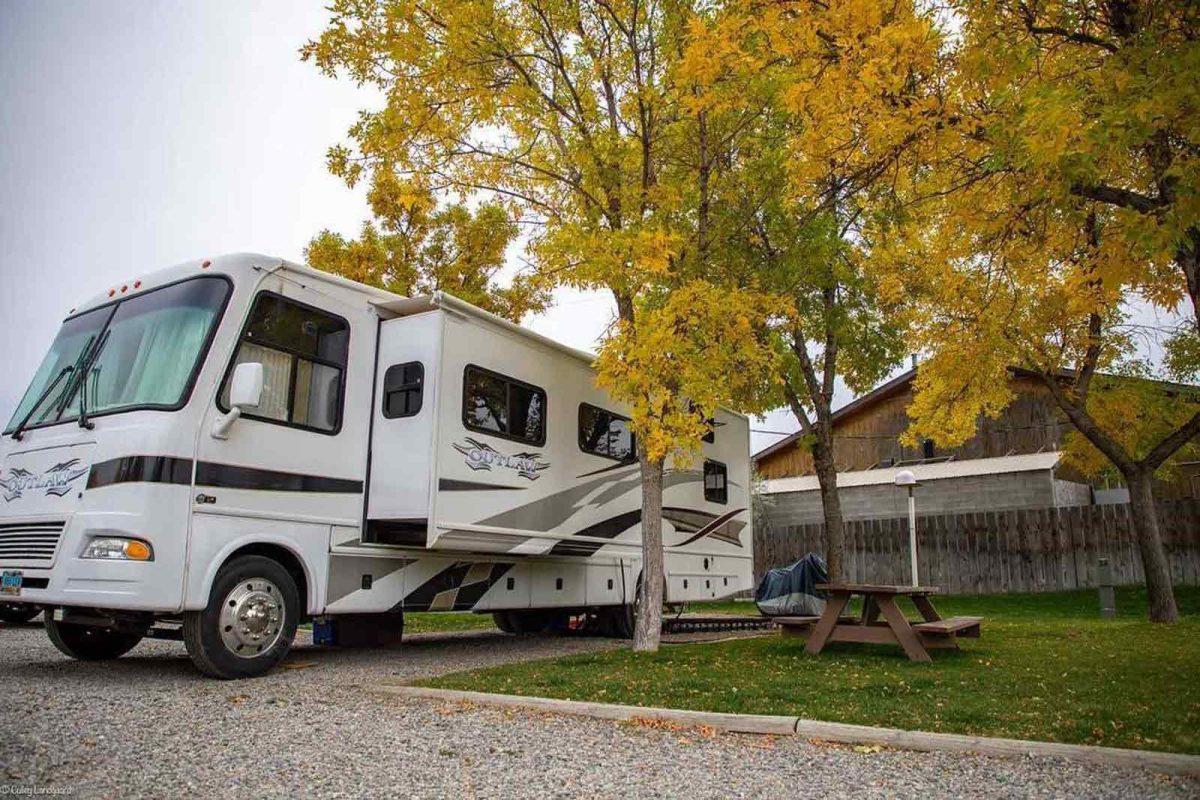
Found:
[662,615,776,634]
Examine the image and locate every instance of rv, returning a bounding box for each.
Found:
[0,254,753,678]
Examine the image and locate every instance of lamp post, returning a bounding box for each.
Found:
[895,470,920,586]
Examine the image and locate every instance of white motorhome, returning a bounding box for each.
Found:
[0,254,753,678]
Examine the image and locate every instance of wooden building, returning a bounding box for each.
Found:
[755,368,1071,481]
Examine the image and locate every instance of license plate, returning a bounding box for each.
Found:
[1,570,22,596]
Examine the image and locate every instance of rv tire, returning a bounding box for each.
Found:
[45,618,143,660]
[0,602,41,625]
[492,611,516,633]
[184,555,299,680]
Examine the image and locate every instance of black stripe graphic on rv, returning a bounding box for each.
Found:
[670,508,747,547]
[400,561,514,611]
[477,468,700,533]
[438,479,527,492]
[194,462,363,493]
[546,505,745,557]
[548,510,643,556]
[574,460,638,479]
[87,456,193,490]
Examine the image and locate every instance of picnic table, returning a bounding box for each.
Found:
[775,583,982,663]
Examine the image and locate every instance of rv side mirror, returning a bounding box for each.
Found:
[211,362,263,440]
[229,362,264,409]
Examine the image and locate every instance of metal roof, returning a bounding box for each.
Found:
[761,451,1063,495]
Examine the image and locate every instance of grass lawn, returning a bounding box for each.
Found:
[404,610,498,634]
[419,586,1200,754]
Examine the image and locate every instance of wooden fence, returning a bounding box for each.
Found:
[754,499,1200,593]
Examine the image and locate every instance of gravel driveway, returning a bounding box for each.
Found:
[1,622,1195,799]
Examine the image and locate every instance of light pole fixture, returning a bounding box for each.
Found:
[895,469,920,586]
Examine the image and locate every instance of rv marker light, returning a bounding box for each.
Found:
[81,537,154,561]
[124,540,152,560]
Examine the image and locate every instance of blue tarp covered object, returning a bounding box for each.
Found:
[755,553,828,616]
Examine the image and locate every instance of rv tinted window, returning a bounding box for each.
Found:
[578,403,635,461]
[704,459,728,504]
[243,292,349,364]
[688,401,716,443]
[383,362,424,418]
[463,365,546,445]
[220,292,349,434]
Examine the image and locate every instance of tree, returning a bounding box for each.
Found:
[306,173,546,321]
[303,0,774,650]
[682,0,950,579]
[885,0,1200,622]
[595,283,780,649]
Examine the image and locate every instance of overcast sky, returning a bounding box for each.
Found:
[0,1,922,457]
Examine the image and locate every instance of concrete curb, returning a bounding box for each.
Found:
[372,684,1200,778]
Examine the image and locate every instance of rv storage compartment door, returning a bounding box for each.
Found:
[365,312,442,546]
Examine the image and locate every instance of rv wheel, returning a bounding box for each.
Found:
[0,602,41,625]
[184,555,299,679]
[45,618,143,660]
[492,612,516,633]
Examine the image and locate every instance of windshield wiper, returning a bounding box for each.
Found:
[77,329,111,431]
[9,333,100,440]
[9,365,75,442]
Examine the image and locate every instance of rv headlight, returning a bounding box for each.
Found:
[82,537,154,561]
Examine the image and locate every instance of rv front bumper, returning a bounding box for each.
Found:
[0,560,174,612]
[0,507,187,613]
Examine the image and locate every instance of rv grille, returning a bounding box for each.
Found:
[0,520,67,566]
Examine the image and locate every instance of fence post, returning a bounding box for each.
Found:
[1097,557,1116,618]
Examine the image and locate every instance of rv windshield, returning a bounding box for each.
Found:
[5,277,230,434]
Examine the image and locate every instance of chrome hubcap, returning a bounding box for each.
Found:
[218,579,284,658]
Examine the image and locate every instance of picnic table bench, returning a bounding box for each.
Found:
[776,583,982,663]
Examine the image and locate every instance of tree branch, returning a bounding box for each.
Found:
[782,383,815,436]
[1141,411,1200,471]
[1037,371,1137,474]
[1025,23,1119,52]
[1069,183,1165,214]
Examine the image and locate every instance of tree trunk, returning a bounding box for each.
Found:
[811,430,845,582]
[633,453,665,652]
[1178,231,1199,333]
[1124,468,1179,623]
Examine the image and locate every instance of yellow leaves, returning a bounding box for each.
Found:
[873,0,1200,466]
[690,0,951,212]
[305,191,547,322]
[903,344,1016,449]
[595,283,783,463]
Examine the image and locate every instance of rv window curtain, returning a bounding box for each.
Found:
[87,306,216,411]
[221,291,349,433]
[10,276,229,432]
[226,343,291,421]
